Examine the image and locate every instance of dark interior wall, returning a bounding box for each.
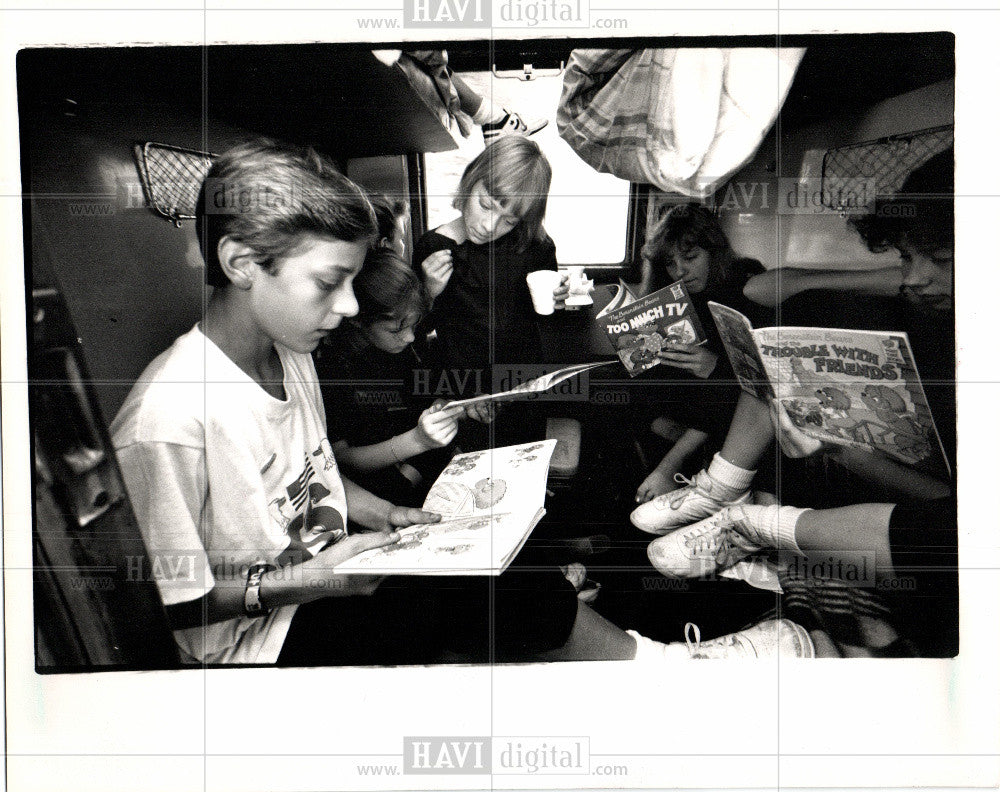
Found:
[20,45,457,425]
[720,79,954,270]
[25,103,262,423]
[28,114,415,424]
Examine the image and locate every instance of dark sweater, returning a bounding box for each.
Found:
[314,330,447,505]
[642,257,768,438]
[413,229,558,378]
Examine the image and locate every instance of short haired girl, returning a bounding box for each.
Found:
[414,135,566,380]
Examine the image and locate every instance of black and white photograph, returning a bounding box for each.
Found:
[2,3,998,791]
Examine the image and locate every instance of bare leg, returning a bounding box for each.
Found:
[718,392,775,470]
[629,395,766,532]
[533,601,637,661]
[794,503,896,578]
[452,73,490,118]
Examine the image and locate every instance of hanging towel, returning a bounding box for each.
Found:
[558,48,805,197]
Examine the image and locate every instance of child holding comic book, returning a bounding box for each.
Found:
[634,203,771,504]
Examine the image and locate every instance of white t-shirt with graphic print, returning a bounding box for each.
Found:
[111,324,347,664]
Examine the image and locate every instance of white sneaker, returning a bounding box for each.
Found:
[630,470,750,535]
[646,506,764,578]
[481,111,548,141]
[685,619,815,659]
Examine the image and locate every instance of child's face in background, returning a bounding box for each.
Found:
[379,215,409,258]
[250,236,366,354]
[665,245,711,294]
[898,240,953,313]
[462,182,521,245]
[362,312,420,354]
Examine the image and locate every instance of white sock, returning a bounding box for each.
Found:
[472,100,506,126]
[706,453,755,492]
[735,504,809,555]
[627,630,689,661]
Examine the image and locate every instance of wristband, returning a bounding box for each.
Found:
[244,563,274,618]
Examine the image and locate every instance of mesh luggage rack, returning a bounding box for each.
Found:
[133,142,215,226]
[821,125,953,212]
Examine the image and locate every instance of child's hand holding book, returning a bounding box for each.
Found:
[656,342,718,379]
[302,531,402,597]
[769,399,832,459]
[463,401,496,424]
[415,401,463,450]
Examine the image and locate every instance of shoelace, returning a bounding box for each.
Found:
[685,622,741,659]
[681,518,724,550]
[683,511,756,570]
[684,622,704,657]
[682,516,737,569]
[663,473,700,510]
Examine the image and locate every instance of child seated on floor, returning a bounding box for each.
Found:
[633,203,772,504]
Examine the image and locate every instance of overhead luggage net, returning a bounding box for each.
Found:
[821,125,953,212]
[134,143,214,226]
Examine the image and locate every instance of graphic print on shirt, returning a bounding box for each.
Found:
[274,448,347,567]
[312,437,338,471]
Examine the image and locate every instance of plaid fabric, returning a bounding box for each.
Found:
[557,48,804,197]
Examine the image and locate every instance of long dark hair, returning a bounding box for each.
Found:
[642,203,736,293]
[850,148,954,256]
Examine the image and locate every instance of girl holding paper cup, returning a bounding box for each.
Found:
[413,137,567,384]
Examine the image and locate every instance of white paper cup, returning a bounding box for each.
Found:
[526,270,563,315]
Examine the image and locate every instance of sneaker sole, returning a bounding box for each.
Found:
[483,119,549,140]
[778,619,816,658]
[630,490,751,535]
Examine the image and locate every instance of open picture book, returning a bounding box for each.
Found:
[335,440,557,575]
[708,301,950,477]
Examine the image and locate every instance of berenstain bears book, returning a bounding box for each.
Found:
[334,440,557,575]
[596,280,707,376]
[708,302,950,477]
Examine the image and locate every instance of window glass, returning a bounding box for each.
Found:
[424,71,630,266]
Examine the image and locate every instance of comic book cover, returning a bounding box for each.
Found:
[709,303,950,477]
[334,440,557,575]
[597,280,707,377]
[707,302,775,401]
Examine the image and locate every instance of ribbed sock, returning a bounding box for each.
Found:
[626,630,689,661]
[732,504,809,555]
[706,453,755,493]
